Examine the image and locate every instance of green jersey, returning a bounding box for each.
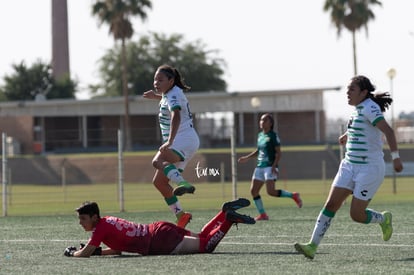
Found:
[256,131,280,168]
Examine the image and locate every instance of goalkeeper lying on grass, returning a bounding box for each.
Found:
[64,199,255,257]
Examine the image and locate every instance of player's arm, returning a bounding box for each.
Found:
[101,248,122,256]
[238,149,258,163]
[74,244,98,257]
[375,119,403,172]
[64,244,103,258]
[272,146,281,169]
[160,108,180,152]
[338,132,347,145]
[142,89,162,100]
[168,108,180,144]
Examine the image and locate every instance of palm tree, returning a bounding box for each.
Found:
[323,0,382,75]
[92,0,152,151]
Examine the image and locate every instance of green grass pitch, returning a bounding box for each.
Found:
[1,178,414,274]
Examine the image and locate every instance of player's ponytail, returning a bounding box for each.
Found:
[352,75,393,112]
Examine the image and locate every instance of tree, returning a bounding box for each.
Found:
[323,0,382,75]
[91,32,227,97]
[0,60,76,101]
[92,0,152,151]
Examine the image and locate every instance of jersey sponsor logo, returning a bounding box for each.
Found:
[105,217,149,237]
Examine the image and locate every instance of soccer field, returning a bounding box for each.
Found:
[1,179,414,274]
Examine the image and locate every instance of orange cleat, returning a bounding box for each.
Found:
[176,212,192,228]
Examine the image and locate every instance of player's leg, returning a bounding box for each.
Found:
[351,163,391,241]
[152,149,187,186]
[263,167,302,208]
[294,186,351,259]
[199,211,255,253]
[170,236,200,254]
[251,178,268,220]
[199,198,251,238]
[295,161,354,259]
[152,170,192,228]
[170,132,199,196]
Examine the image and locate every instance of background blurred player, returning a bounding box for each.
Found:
[238,113,302,221]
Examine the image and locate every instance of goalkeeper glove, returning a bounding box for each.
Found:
[64,246,77,257]
[80,243,102,255]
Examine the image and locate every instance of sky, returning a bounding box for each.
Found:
[1,0,413,120]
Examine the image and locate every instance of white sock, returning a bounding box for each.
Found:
[169,201,183,216]
[163,164,185,184]
[366,209,384,224]
[166,169,184,184]
[310,210,335,246]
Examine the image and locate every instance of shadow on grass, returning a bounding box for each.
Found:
[393,258,414,262]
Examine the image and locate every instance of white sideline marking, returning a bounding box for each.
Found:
[0,239,73,242]
[226,233,414,238]
[221,241,414,247]
[1,239,414,248]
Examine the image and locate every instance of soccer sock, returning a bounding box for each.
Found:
[164,196,183,217]
[199,217,232,253]
[364,208,384,224]
[163,164,185,184]
[253,195,266,214]
[279,190,293,198]
[309,208,336,246]
[199,211,226,238]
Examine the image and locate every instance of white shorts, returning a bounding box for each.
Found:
[332,159,385,201]
[252,167,277,182]
[170,129,200,170]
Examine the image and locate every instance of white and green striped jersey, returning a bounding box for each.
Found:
[158,85,194,143]
[345,98,385,164]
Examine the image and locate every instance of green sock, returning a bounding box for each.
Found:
[253,196,266,214]
[279,190,293,198]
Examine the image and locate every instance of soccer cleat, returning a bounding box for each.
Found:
[225,210,255,224]
[254,213,269,221]
[176,212,192,228]
[222,198,251,212]
[294,242,317,260]
[292,192,303,208]
[173,181,195,196]
[380,211,393,241]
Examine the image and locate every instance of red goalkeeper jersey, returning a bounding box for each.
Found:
[88,216,188,255]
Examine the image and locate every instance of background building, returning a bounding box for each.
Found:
[0,87,340,154]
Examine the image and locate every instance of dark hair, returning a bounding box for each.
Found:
[351,75,392,112]
[261,113,274,130]
[76,201,100,218]
[157,64,191,91]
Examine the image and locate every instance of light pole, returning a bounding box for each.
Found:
[387,68,397,194]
